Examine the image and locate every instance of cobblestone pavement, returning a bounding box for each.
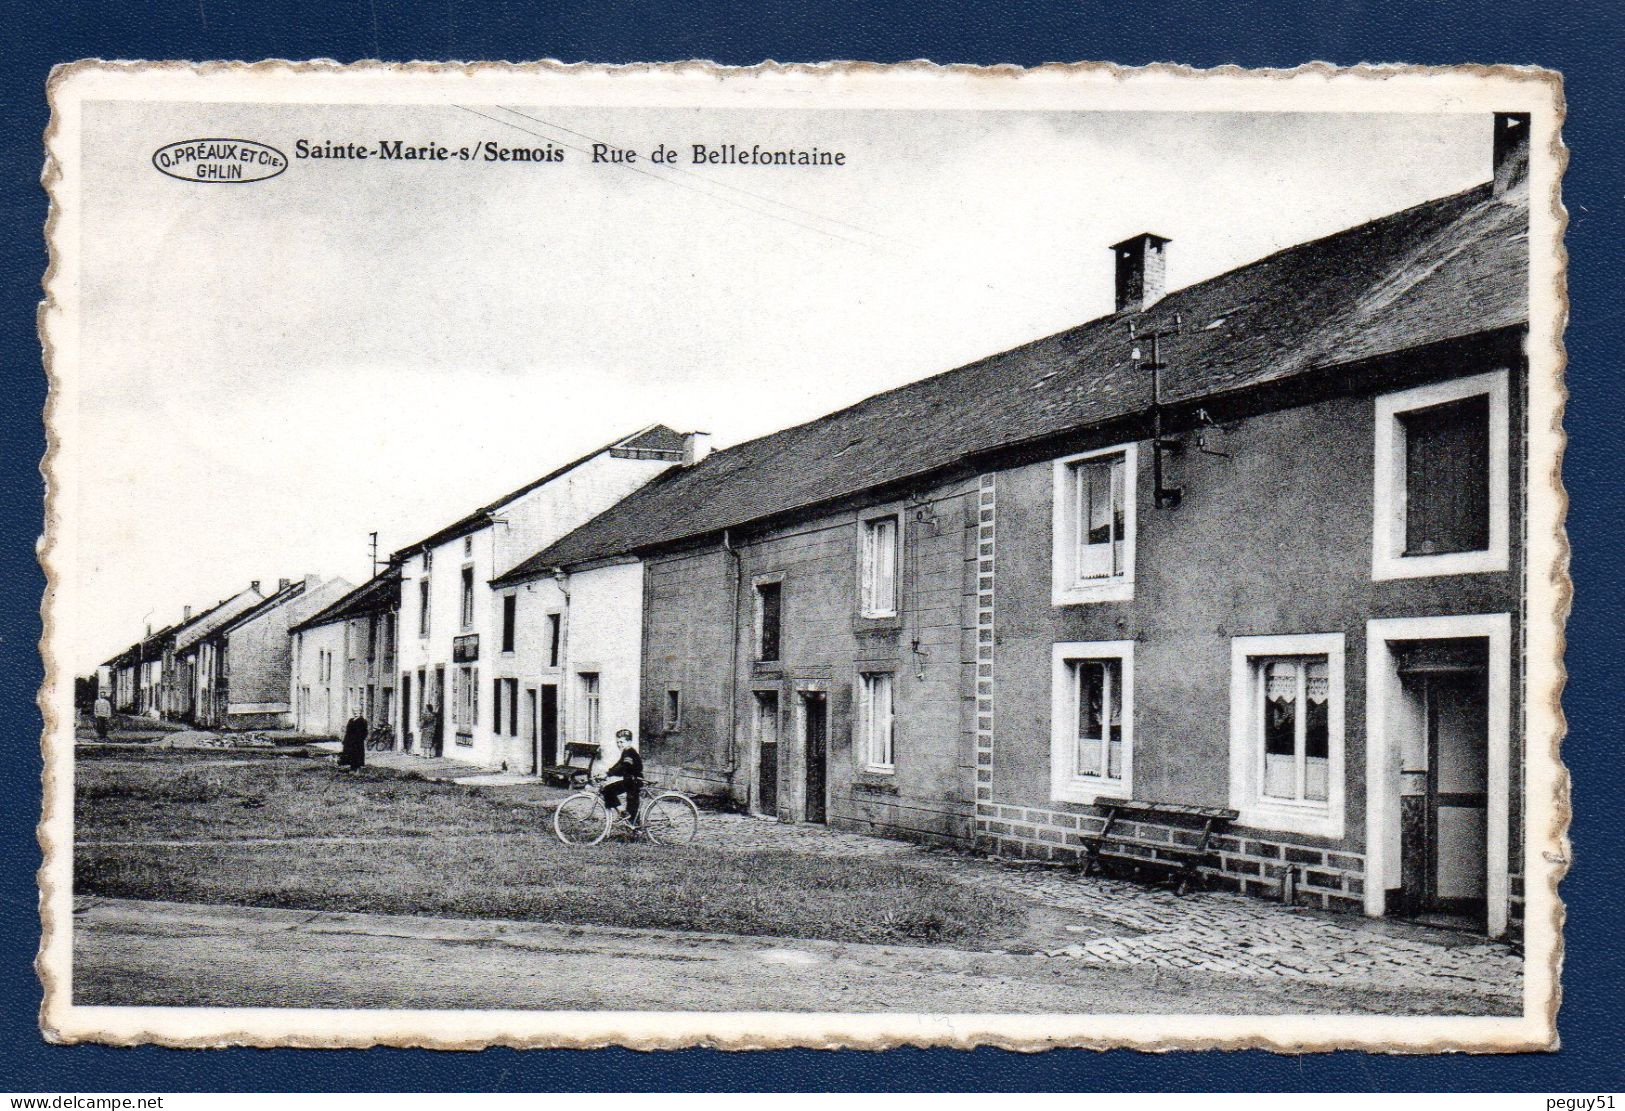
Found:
[692,813,1522,1006]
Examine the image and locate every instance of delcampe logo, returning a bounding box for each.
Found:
[151,138,288,183]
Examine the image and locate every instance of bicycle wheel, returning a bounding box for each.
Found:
[554,792,610,845]
[641,792,700,846]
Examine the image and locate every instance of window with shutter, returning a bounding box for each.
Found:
[1401,395,1491,556]
[1372,371,1508,581]
[501,594,516,653]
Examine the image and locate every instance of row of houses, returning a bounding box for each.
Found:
[99,113,1532,939]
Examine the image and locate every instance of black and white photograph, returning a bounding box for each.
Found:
[38,62,1567,1051]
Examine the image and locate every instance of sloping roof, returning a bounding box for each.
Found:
[171,587,263,653]
[292,567,401,633]
[210,579,309,638]
[502,181,1527,580]
[389,424,687,560]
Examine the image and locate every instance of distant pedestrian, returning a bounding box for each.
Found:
[340,711,368,770]
[93,694,112,739]
[419,701,440,757]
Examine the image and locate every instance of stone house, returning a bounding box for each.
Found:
[184,574,353,729]
[391,425,702,771]
[159,584,266,721]
[525,113,1530,937]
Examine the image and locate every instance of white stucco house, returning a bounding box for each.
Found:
[392,424,706,771]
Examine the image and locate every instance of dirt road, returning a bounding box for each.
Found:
[73,898,1498,1014]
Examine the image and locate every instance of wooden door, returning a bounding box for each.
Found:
[539,684,559,768]
[803,694,827,823]
[432,666,446,756]
[1425,671,1490,920]
[400,673,412,751]
[524,688,538,774]
[756,692,780,816]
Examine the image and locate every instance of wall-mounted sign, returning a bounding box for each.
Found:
[452,634,479,663]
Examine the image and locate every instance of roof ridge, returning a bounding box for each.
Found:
[673,183,1497,476]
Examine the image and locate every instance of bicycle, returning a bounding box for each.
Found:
[553,776,700,846]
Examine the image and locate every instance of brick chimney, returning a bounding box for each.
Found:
[183,605,192,621]
[1111,233,1171,313]
[1493,112,1530,196]
[277,577,291,592]
[682,431,713,465]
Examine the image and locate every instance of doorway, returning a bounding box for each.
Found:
[1397,641,1490,928]
[431,665,446,757]
[755,691,780,817]
[538,683,559,769]
[525,688,539,774]
[1366,614,1510,937]
[401,672,413,752]
[802,693,828,824]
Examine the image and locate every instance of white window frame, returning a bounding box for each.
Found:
[1364,613,1511,937]
[1052,442,1138,606]
[1372,370,1509,581]
[858,511,902,618]
[580,672,601,746]
[1050,641,1134,804]
[1228,632,1345,839]
[858,671,896,773]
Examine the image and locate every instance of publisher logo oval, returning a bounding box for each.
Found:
[152,139,288,184]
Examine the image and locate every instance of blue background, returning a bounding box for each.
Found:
[3,0,1620,1092]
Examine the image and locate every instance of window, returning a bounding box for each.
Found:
[460,566,475,630]
[546,613,562,668]
[423,550,432,572]
[1256,657,1330,804]
[1052,443,1137,605]
[859,514,900,618]
[859,672,895,772]
[501,594,517,653]
[755,581,782,662]
[1402,396,1491,555]
[580,673,601,745]
[418,578,431,637]
[1228,633,1345,838]
[664,687,683,731]
[463,536,473,557]
[1050,641,1134,803]
[493,676,519,735]
[1373,370,1509,580]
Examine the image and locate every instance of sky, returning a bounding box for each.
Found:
[67,102,1490,668]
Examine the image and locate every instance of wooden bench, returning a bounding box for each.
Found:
[1081,800,1239,895]
[540,741,600,788]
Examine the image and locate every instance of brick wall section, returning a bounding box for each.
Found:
[978,801,1367,914]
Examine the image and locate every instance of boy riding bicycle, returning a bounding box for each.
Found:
[600,728,643,825]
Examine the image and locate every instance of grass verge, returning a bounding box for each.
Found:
[75,752,1024,948]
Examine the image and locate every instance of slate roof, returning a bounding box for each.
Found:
[494,181,1529,581]
[291,567,402,633]
[390,424,688,560]
[171,587,263,653]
